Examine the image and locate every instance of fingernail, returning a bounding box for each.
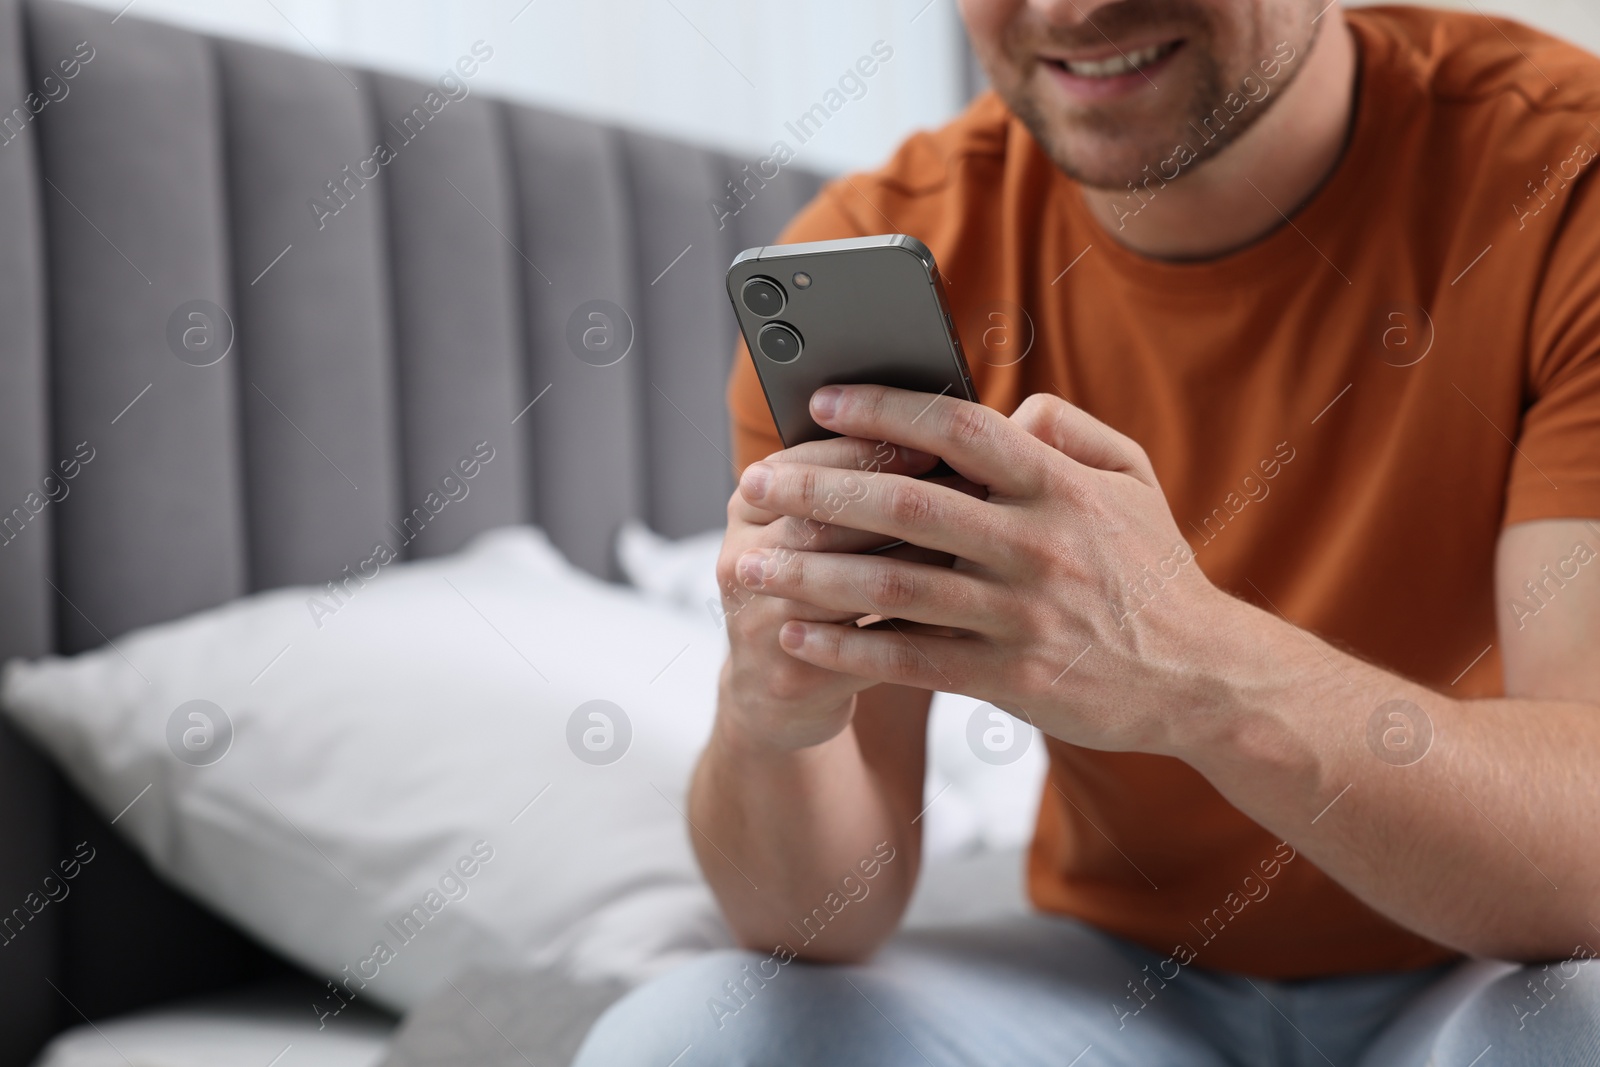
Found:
[779,621,806,650]
[739,549,770,589]
[741,462,771,498]
[811,386,842,421]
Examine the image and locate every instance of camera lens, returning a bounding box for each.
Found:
[757,322,803,363]
[742,276,786,317]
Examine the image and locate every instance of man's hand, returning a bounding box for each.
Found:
[737,384,1600,961]
[733,384,1237,754]
[718,433,970,751]
[698,432,968,960]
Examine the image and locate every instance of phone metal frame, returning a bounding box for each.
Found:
[726,234,977,449]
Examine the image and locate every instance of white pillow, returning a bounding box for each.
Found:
[615,519,724,623]
[614,522,1047,859]
[33,981,391,1067]
[922,691,1048,854]
[1,527,733,1013]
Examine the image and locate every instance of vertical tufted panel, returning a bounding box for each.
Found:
[624,131,744,538]
[1,3,832,1053]
[0,0,48,657]
[30,2,247,651]
[23,0,260,1036]
[372,73,530,560]
[504,106,645,578]
[0,0,57,1054]
[218,40,400,591]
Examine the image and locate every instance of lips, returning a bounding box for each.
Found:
[1050,39,1182,78]
[1039,38,1184,101]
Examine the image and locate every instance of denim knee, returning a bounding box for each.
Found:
[1433,954,1600,1067]
[573,950,771,1066]
[573,946,922,1067]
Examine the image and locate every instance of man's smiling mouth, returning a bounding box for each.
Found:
[1045,39,1184,79]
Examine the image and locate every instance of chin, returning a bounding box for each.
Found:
[992,59,1216,191]
[1005,89,1220,192]
[1037,126,1191,191]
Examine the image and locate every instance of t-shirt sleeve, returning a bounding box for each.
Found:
[726,181,874,474]
[1506,164,1600,526]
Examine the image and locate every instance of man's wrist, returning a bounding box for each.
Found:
[1158,591,1334,786]
[709,701,795,763]
[711,662,855,762]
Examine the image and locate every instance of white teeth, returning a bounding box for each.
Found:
[1061,42,1172,78]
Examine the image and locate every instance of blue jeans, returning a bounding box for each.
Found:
[573,915,1600,1066]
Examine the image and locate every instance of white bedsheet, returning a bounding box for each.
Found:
[32,981,393,1067]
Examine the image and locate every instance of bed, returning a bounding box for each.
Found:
[0,0,812,1058]
[0,2,1038,1063]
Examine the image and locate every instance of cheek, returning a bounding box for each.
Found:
[958,0,1022,62]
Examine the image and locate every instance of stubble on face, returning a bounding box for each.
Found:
[980,0,1321,190]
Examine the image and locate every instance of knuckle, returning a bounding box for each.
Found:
[942,402,990,448]
[1128,441,1154,473]
[1011,392,1051,428]
[816,624,846,663]
[715,536,745,589]
[767,547,800,588]
[887,481,936,529]
[882,640,924,683]
[843,438,877,468]
[792,465,819,510]
[871,565,918,611]
[848,386,886,426]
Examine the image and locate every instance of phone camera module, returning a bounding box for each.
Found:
[741,276,786,317]
[757,321,803,364]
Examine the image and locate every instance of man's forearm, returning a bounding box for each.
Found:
[688,674,924,962]
[717,388,1600,962]
[1177,599,1600,961]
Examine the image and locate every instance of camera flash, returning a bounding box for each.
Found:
[792,271,812,289]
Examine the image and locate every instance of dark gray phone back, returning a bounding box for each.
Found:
[726,234,977,448]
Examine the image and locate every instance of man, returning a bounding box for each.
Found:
[577,0,1600,1062]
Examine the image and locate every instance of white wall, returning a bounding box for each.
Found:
[63,1,1600,175]
[65,0,969,175]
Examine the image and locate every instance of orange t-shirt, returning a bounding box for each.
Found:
[726,6,1600,978]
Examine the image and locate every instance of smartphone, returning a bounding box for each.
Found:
[726,234,977,449]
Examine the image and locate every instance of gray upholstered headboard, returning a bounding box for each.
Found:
[0,0,822,1058]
